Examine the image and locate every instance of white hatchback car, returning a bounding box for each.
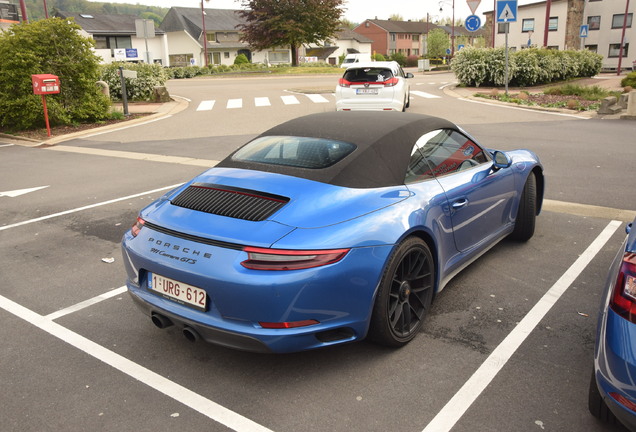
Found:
[335,61,414,111]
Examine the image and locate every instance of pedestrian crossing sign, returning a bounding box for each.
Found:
[580,25,589,38]
[496,0,517,23]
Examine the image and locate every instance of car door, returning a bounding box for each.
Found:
[414,129,516,253]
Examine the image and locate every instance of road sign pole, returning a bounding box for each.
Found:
[505,23,509,96]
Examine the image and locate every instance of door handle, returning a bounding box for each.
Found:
[452,199,468,209]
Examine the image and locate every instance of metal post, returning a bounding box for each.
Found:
[144,19,151,64]
[118,67,129,116]
[543,0,552,47]
[41,95,51,137]
[43,0,49,19]
[451,0,455,57]
[505,23,509,96]
[201,0,209,67]
[492,0,496,47]
[19,0,28,23]
[617,0,630,75]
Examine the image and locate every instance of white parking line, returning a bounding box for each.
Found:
[254,97,271,107]
[422,219,622,432]
[46,286,128,320]
[0,293,273,432]
[0,184,182,232]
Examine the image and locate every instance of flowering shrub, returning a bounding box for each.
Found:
[452,47,602,87]
[100,62,168,101]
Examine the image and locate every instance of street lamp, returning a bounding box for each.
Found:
[201,0,210,67]
[439,0,456,57]
[617,0,630,75]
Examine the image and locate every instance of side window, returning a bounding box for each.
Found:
[416,129,489,178]
[405,144,434,184]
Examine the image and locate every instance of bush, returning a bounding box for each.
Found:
[452,47,602,87]
[0,18,110,131]
[389,52,407,67]
[373,53,386,62]
[406,55,419,67]
[622,71,636,88]
[100,62,168,101]
[234,54,250,65]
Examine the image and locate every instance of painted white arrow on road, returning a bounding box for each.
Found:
[0,185,49,198]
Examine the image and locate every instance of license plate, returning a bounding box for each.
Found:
[148,273,207,311]
[356,88,378,95]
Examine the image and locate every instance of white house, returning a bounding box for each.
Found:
[55,12,169,65]
[301,28,374,65]
[485,0,635,71]
[160,7,291,67]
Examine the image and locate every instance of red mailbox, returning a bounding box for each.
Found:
[32,74,60,95]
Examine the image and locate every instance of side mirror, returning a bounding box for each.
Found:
[405,73,414,78]
[492,151,512,170]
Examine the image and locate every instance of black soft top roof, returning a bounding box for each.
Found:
[217,112,458,188]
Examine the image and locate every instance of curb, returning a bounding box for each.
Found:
[3,98,189,148]
[443,84,598,119]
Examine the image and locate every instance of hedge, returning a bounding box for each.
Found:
[99,62,168,101]
[452,47,603,87]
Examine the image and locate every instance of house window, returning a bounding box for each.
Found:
[391,33,396,41]
[587,16,600,31]
[609,43,629,58]
[268,50,289,63]
[497,22,508,34]
[612,14,633,29]
[94,35,132,49]
[206,32,216,43]
[169,54,193,67]
[413,49,419,56]
[522,19,534,32]
[224,52,230,58]
[412,34,419,42]
[547,45,559,50]
[585,45,598,53]
[548,17,558,31]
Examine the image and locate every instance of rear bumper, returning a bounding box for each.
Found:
[594,308,636,429]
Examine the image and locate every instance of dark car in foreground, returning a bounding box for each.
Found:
[590,219,636,431]
[122,112,544,353]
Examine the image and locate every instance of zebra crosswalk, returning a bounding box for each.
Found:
[194,91,441,112]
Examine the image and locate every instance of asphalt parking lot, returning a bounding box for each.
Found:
[1,73,635,431]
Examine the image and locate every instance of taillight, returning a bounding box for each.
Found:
[384,77,399,87]
[338,78,351,87]
[131,217,145,237]
[241,247,349,271]
[610,252,636,323]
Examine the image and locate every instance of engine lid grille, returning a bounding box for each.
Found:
[170,183,290,222]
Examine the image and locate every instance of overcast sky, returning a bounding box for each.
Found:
[87,0,544,25]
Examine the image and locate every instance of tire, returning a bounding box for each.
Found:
[588,370,619,425]
[368,237,434,347]
[510,171,536,241]
[406,92,411,108]
[401,95,407,112]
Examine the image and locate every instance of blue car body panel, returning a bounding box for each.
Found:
[122,113,543,353]
[593,219,636,430]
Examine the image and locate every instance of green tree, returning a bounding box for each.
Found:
[427,28,449,58]
[389,14,403,21]
[238,0,345,66]
[0,18,110,130]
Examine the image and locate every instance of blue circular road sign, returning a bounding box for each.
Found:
[465,15,481,32]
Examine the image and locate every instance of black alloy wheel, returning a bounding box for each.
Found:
[369,237,434,347]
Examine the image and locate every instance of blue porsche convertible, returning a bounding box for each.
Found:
[122,112,544,353]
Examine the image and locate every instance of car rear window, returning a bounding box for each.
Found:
[343,67,394,83]
[232,136,357,169]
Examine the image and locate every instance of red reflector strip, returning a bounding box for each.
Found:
[260,320,320,329]
[610,392,636,412]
